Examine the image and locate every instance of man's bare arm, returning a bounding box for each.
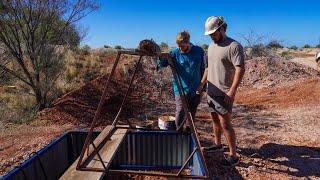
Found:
[225,65,245,103]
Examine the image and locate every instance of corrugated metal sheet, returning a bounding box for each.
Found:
[3,130,207,179]
[111,131,191,168]
[2,131,100,180]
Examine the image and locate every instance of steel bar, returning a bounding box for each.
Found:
[111,55,144,127]
[115,125,183,132]
[78,53,143,169]
[79,55,145,169]
[168,59,190,131]
[177,147,197,176]
[117,49,159,57]
[91,142,108,172]
[77,52,121,169]
[168,59,210,176]
[80,127,116,168]
[77,168,207,179]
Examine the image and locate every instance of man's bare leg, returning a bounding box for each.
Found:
[218,112,237,157]
[211,112,222,146]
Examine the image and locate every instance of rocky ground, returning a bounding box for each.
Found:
[202,78,320,179]
[0,56,319,179]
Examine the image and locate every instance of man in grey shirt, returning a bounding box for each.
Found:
[197,16,245,166]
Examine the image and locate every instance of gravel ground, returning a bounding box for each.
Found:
[1,57,319,179]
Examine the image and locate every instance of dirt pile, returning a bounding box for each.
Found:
[242,57,319,88]
[37,76,155,125]
[237,78,320,108]
[36,56,173,125]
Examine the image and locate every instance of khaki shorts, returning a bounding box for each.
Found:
[207,95,233,115]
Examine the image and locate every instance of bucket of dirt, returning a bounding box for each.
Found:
[158,115,176,130]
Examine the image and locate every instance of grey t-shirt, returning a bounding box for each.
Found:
[206,37,245,96]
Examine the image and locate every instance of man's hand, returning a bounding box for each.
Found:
[196,82,205,95]
[224,90,235,105]
[224,66,244,105]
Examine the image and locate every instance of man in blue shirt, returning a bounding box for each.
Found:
[158,31,206,131]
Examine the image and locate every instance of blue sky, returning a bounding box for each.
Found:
[81,0,320,48]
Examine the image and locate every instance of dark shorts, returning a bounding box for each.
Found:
[207,95,233,115]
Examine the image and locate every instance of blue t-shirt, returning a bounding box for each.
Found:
[157,44,205,97]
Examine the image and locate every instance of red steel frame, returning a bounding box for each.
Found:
[75,49,209,179]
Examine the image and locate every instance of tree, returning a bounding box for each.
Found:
[159,42,169,51]
[240,30,269,58]
[0,0,99,110]
[201,44,209,51]
[114,45,123,49]
[266,40,283,49]
[289,45,298,50]
[80,44,91,55]
[303,44,311,48]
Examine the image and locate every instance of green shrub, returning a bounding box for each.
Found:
[0,92,37,123]
[114,45,123,49]
[201,44,209,51]
[82,70,99,82]
[75,62,83,69]
[289,45,298,50]
[160,42,169,51]
[81,45,91,55]
[267,40,283,49]
[65,67,78,82]
[303,44,311,48]
[280,51,290,57]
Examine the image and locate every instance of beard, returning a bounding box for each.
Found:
[211,30,224,44]
[214,34,223,44]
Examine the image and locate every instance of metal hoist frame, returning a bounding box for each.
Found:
[76,49,209,179]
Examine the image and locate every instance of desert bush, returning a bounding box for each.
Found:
[245,44,271,59]
[82,70,99,82]
[0,92,37,123]
[201,44,209,51]
[75,62,84,69]
[303,44,311,48]
[289,45,298,50]
[160,42,169,51]
[241,30,274,58]
[84,57,92,68]
[80,45,91,56]
[280,51,292,59]
[65,50,76,65]
[97,48,116,58]
[114,45,123,49]
[0,73,13,85]
[267,40,283,49]
[65,67,78,82]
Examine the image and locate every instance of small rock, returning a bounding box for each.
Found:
[253,158,260,163]
[248,165,255,173]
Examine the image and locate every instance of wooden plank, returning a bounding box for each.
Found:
[60,126,128,180]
